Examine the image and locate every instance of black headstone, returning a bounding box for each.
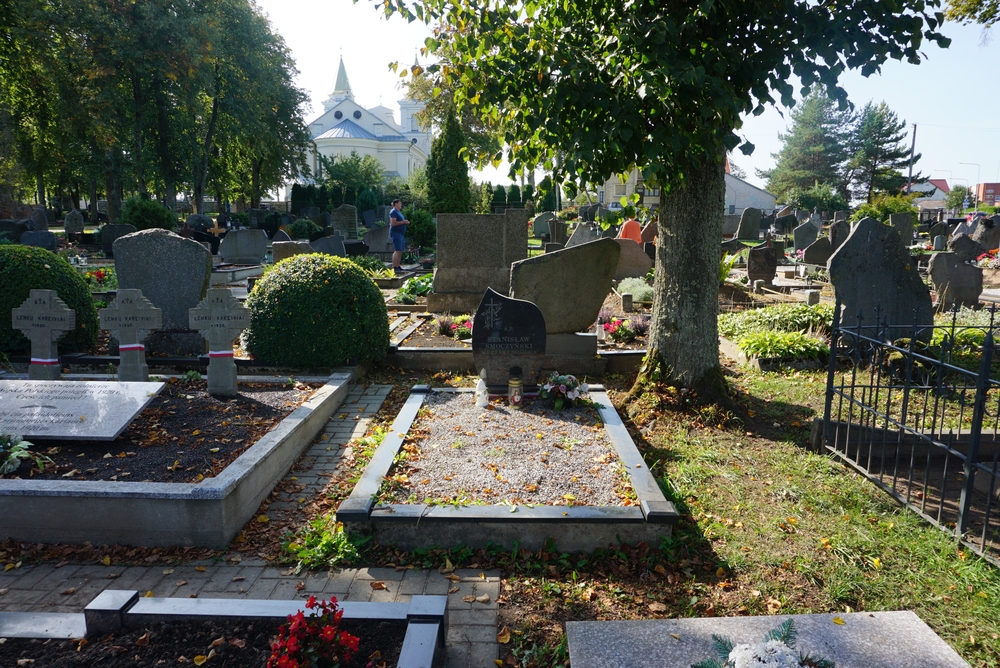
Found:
[20,230,57,251]
[101,223,137,258]
[471,288,547,388]
[344,240,369,257]
[362,209,377,226]
[0,220,29,243]
[191,229,221,255]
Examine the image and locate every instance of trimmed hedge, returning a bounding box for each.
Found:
[118,195,177,231]
[0,245,99,355]
[242,254,388,367]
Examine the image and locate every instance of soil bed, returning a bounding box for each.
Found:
[4,379,320,483]
[382,392,634,507]
[399,318,471,348]
[0,617,405,668]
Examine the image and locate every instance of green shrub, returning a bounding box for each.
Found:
[849,193,919,224]
[718,303,834,340]
[403,206,436,250]
[395,274,433,304]
[230,212,250,225]
[720,253,740,286]
[738,330,829,360]
[0,245,99,354]
[286,218,321,240]
[118,194,177,231]
[348,254,392,278]
[617,277,654,303]
[242,254,389,366]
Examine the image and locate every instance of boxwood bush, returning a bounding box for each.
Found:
[0,245,99,355]
[118,194,177,231]
[242,254,388,366]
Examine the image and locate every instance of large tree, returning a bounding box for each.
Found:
[375,0,948,399]
[760,88,854,203]
[847,101,919,204]
[947,0,1000,24]
[426,111,472,214]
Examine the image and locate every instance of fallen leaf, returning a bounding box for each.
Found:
[75,638,88,652]
[497,627,511,644]
[209,448,219,453]
[670,633,681,640]
[163,569,174,575]
[136,632,150,646]
[62,469,80,478]
[0,588,8,595]
[438,557,454,574]
[648,602,667,612]
[193,656,208,666]
[211,637,225,647]
[832,617,845,625]
[60,588,76,595]
[445,574,461,582]
[16,659,34,666]
[462,595,476,602]
[370,581,387,590]
[231,576,245,582]
[175,581,188,587]
[256,515,269,523]
[654,564,668,575]
[562,494,575,501]
[101,556,111,566]
[495,661,503,667]
[448,587,459,594]
[475,594,491,603]
[295,581,305,591]
[716,566,726,577]
[369,650,382,660]
[195,566,207,572]
[144,591,154,597]
[229,638,246,648]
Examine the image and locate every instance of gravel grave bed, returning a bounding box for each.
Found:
[3,379,320,483]
[0,617,405,668]
[382,392,634,507]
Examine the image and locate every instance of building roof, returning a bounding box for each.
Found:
[315,119,411,142]
[929,178,950,194]
[333,57,351,97]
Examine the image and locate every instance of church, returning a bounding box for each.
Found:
[306,58,431,180]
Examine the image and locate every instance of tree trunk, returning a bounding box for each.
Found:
[105,150,122,223]
[132,73,146,193]
[89,176,98,221]
[194,92,220,215]
[152,77,176,211]
[638,151,727,401]
[35,167,45,208]
[251,157,263,208]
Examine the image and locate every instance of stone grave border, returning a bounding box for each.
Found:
[336,385,678,552]
[209,264,264,286]
[0,370,355,548]
[2,590,447,668]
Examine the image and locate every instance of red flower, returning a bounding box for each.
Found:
[320,625,337,642]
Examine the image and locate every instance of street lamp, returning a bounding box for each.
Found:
[960,162,981,212]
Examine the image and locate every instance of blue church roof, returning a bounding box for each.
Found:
[315,119,409,142]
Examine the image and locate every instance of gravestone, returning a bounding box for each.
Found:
[310,212,332,230]
[971,215,1000,251]
[795,209,810,222]
[793,221,818,251]
[471,288,546,388]
[889,213,913,244]
[928,252,982,311]
[828,217,933,335]
[531,212,555,238]
[218,228,268,264]
[721,214,740,236]
[20,230,57,251]
[579,204,599,222]
[735,207,762,240]
[775,205,792,217]
[510,238,620,334]
[186,214,213,232]
[774,213,797,235]
[30,207,48,232]
[829,218,850,252]
[311,232,346,257]
[272,241,314,263]
[549,220,569,245]
[191,229,221,255]
[216,212,231,229]
[720,238,744,255]
[362,209,377,227]
[952,219,976,238]
[614,239,653,281]
[544,242,565,253]
[429,208,530,313]
[746,246,777,285]
[343,240,369,256]
[929,222,949,239]
[802,237,833,266]
[114,229,212,356]
[280,213,294,228]
[362,224,391,254]
[301,206,320,218]
[640,221,657,244]
[271,229,292,243]
[933,235,947,251]
[0,220,29,243]
[248,209,267,228]
[63,209,84,236]
[11,289,75,380]
[0,380,165,440]
[329,204,358,239]
[566,222,602,248]
[101,223,137,258]
[99,289,162,382]
[947,234,986,263]
[189,289,250,397]
[833,210,848,222]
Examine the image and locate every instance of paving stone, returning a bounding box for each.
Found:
[399,570,430,595]
[323,570,356,595]
[468,641,500,668]
[445,642,471,668]
[448,609,499,626]
[346,578,374,603]
[0,588,49,607]
[448,625,499,644]
[245,578,278,598]
[107,567,157,591]
[354,567,404,582]
[422,576,453,596]
[270,579,310,600]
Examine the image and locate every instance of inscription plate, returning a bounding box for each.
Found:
[0,380,165,440]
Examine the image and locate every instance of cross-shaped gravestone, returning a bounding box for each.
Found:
[189,288,250,396]
[11,289,76,380]
[99,289,163,383]
[207,220,225,238]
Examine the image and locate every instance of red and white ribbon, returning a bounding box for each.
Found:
[119,344,145,352]
[208,350,234,358]
[30,358,60,365]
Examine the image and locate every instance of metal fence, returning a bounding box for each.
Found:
[820,302,1000,565]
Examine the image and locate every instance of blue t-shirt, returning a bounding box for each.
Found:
[389,208,406,236]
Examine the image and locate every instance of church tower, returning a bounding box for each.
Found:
[322,57,354,111]
[398,55,432,154]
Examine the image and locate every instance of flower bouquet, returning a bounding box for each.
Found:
[268,596,359,668]
[692,619,834,668]
[539,372,586,410]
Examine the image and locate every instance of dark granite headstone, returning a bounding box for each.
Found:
[0,220,29,243]
[362,209,377,226]
[311,232,346,256]
[802,237,833,265]
[300,206,320,218]
[344,240,369,257]
[735,207,762,240]
[63,209,85,236]
[471,288,546,387]
[747,246,777,285]
[20,230,57,251]
[280,213,294,228]
[774,213,797,235]
[972,215,1000,251]
[186,214,213,232]
[30,207,49,232]
[929,222,949,239]
[947,234,986,263]
[829,218,850,252]
[101,224,137,257]
[191,229,221,255]
[271,229,292,242]
[793,221,818,251]
[928,251,982,311]
[720,238,744,255]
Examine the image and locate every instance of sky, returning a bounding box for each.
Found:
[254,0,1000,191]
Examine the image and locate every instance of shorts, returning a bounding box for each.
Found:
[391,232,406,251]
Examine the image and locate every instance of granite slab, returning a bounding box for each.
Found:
[566,611,969,668]
[0,612,87,638]
[0,380,164,440]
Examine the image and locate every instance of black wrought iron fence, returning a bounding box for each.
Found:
[821,302,1000,565]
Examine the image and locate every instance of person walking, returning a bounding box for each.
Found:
[389,199,408,274]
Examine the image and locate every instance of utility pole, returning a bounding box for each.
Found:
[906,123,917,193]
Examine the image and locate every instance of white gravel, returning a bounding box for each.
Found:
[385,391,633,507]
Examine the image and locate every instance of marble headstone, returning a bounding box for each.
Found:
[471,288,546,387]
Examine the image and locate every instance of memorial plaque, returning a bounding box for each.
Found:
[471,288,546,388]
[0,380,164,440]
[189,289,251,396]
[99,289,163,382]
[12,289,76,380]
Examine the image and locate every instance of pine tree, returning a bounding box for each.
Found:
[507,184,522,205]
[426,112,472,214]
[846,101,919,203]
[760,88,853,203]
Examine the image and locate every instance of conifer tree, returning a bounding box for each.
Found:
[426,112,472,214]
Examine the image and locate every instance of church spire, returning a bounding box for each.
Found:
[322,56,354,111]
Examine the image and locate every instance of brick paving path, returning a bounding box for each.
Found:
[0,384,499,668]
